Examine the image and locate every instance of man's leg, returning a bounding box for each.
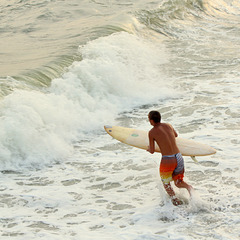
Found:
[163,182,183,206]
[163,182,175,197]
[174,179,193,196]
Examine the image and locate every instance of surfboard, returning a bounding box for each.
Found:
[104,125,216,157]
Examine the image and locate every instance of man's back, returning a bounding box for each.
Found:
[148,123,180,156]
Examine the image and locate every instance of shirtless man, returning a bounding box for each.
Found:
[147,111,193,206]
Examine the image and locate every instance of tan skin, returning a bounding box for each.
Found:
[148,116,193,205]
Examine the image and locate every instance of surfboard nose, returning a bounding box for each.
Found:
[104,125,113,132]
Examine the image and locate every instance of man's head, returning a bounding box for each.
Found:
[148,111,161,124]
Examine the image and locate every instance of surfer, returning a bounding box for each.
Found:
[147,111,193,206]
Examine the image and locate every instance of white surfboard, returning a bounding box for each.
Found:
[104,125,216,157]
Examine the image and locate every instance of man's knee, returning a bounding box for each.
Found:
[174,179,182,187]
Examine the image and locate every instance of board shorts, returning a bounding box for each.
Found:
[160,153,185,184]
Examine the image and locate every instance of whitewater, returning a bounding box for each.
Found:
[0,0,239,239]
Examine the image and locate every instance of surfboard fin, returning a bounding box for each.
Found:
[191,156,198,163]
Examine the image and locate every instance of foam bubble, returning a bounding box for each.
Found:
[188,190,211,213]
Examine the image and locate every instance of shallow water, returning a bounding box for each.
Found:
[0,0,240,239]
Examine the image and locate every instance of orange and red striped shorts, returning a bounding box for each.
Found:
[160,153,185,184]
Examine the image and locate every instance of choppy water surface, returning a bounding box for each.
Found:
[0,0,239,239]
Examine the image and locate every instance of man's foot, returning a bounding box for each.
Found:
[187,185,194,196]
[171,197,183,206]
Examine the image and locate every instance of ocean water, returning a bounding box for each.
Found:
[0,0,239,239]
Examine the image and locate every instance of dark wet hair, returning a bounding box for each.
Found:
[148,111,161,123]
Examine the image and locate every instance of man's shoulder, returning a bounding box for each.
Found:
[162,122,171,127]
[161,123,174,130]
[148,127,154,134]
[148,127,158,136]
[149,125,162,135]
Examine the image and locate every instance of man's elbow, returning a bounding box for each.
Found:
[147,147,154,154]
[148,149,155,154]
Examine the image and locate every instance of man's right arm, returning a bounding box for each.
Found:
[148,131,155,154]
